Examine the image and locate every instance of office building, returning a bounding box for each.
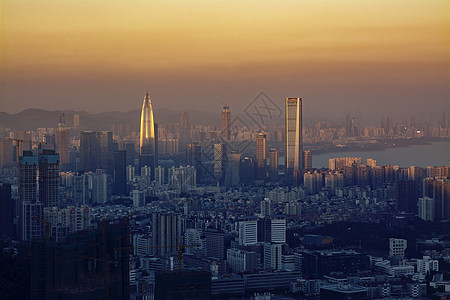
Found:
[113,150,126,195]
[239,216,258,246]
[205,229,225,260]
[221,105,231,140]
[255,133,266,180]
[97,131,114,172]
[258,216,286,244]
[39,149,60,207]
[264,243,283,271]
[268,148,278,182]
[225,150,240,187]
[140,92,157,172]
[0,139,14,168]
[80,131,98,172]
[285,97,303,184]
[213,143,226,184]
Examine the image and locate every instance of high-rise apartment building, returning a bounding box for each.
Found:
[151,212,182,256]
[221,105,231,140]
[303,150,312,170]
[256,133,267,180]
[140,92,157,172]
[285,97,303,184]
[39,149,60,208]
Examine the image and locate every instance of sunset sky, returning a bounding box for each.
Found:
[1,0,448,121]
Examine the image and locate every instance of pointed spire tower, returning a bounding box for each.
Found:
[139,92,157,172]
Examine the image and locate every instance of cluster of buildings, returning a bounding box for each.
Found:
[0,93,449,299]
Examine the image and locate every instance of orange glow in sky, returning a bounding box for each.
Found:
[0,0,449,116]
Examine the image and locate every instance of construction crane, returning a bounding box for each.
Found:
[5,138,47,179]
[33,216,52,241]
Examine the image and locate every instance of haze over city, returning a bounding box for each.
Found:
[1,1,450,300]
[1,0,449,121]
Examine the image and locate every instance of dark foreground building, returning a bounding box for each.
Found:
[31,221,129,300]
[302,250,370,278]
[154,269,211,300]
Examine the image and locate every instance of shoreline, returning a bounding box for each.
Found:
[309,137,449,155]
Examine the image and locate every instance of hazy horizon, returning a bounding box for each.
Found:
[1,0,449,120]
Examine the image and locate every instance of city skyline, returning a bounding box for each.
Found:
[0,1,449,298]
[1,0,449,119]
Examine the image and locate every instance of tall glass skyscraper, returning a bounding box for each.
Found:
[285,97,303,184]
[221,105,231,140]
[140,92,157,172]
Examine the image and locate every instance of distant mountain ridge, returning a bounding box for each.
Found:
[0,108,222,130]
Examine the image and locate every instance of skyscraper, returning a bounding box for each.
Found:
[180,111,191,147]
[221,105,231,140]
[19,151,44,242]
[214,143,226,184]
[285,97,303,184]
[225,150,240,187]
[56,114,70,170]
[113,150,127,195]
[97,131,114,172]
[0,183,14,240]
[268,148,278,182]
[80,131,98,172]
[140,92,157,172]
[256,133,267,180]
[39,149,60,208]
[186,143,201,168]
